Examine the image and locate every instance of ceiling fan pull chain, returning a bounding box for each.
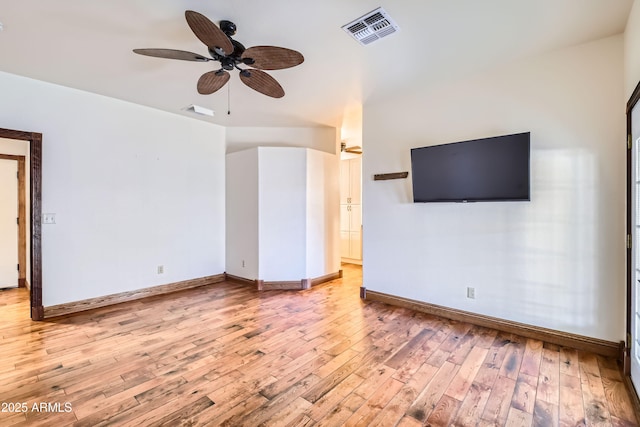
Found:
[228,80,231,115]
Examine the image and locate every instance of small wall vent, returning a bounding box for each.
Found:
[342,7,399,46]
[183,104,214,117]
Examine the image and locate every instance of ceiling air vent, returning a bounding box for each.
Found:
[342,7,399,46]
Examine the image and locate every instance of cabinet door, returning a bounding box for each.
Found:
[349,204,362,231]
[340,205,351,232]
[349,230,362,260]
[340,231,351,258]
[349,157,362,204]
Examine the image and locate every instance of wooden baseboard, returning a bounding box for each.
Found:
[43,274,226,319]
[229,270,343,291]
[261,270,343,291]
[225,273,260,287]
[623,375,640,423]
[227,276,302,291]
[261,280,304,291]
[362,288,620,358]
[31,305,44,321]
[310,270,343,286]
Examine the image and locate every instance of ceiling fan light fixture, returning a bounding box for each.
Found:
[183,104,214,117]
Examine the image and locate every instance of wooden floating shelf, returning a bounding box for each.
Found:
[373,172,409,181]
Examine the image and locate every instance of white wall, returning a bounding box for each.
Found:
[226,147,340,282]
[362,35,625,341]
[306,149,340,278]
[0,71,226,307]
[226,126,338,154]
[259,147,308,281]
[225,126,340,282]
[625,0,640,97]
[226,149,259,279]
[340,104,363,152]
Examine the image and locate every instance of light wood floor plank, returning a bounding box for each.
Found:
[0,265,636,426]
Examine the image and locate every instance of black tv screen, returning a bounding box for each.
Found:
[410,132,530,203]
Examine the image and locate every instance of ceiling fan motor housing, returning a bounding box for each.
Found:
[230,39,247,58]
[209,33,248,67]
[220,20,237,36]
[221,57,235,70]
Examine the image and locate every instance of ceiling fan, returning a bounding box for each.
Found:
[341,141,362,154]
[133,10,304,98]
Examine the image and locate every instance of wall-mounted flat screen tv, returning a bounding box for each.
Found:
[410,132,530,203]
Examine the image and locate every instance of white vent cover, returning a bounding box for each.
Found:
[183,104,214,117]
[342,7,399,46]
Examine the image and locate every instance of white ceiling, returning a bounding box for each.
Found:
[0,0,633,129]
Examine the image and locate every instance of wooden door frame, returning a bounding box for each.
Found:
[0,154,26,287]
[0,128,42,320]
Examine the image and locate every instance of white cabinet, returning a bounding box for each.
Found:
[340,157,362,262]
[340,204,362,232]
[340,157,361,204]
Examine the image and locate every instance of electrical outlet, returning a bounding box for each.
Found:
[42,213,56,224]
[157,265,164,274]
[467,287,475,299]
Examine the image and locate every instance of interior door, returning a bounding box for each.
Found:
[0,159,18,288]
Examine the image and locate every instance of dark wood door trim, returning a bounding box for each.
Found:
[627,81,640,374]
[0,128,43,320]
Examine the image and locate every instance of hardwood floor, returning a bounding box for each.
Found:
[0,265,637,426]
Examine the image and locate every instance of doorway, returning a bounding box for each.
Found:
[0,155,26,289]
[0,128,42,320]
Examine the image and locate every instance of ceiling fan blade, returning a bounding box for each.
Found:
[242,46,304,70]
[197,70,230,94]
[185,10,233,55]
[239,69,285,98]
[133,48,210,62]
